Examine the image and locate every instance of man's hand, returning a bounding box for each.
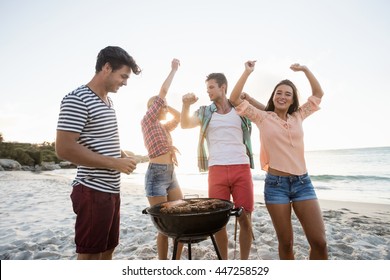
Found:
[116,157,137,175]
[182,93,199,105]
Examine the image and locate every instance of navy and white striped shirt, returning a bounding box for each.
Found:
[57,85,121,193]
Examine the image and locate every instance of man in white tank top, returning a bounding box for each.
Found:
[181,73,254,260]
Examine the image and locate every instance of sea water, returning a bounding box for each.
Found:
[122,146,390,205]
[304,146,390,204]
[55,146,390,205]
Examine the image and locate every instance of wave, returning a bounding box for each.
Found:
[251,173,390,183]
[252,174,265,181]
[308,174,390,183]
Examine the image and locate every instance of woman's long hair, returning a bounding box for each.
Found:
[265,79,300,114]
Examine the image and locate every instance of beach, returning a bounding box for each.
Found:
[1,170,389,260]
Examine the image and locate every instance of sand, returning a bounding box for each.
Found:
[1,170,389,260]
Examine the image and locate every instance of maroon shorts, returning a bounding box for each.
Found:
[208,164,254,212]
[70,184,120,254]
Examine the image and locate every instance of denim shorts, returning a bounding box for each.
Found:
[264,173,317,204]
[145,163,180,197]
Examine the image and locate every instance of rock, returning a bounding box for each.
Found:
[21,166,35,171]
[0,159,22,171]
[59,161,76,168]
[40,162,61,171]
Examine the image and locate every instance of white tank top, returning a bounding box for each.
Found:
[206,108,249,166]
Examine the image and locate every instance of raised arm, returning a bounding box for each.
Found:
[229,60,256,106]
[167,105,180,122]
[241,92,266,111]
[159,58,180,99]
[290,64,324,99]
[181,93,200,128]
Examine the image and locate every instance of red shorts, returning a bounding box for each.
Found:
[208,164,254,212]
[70,184,120,254]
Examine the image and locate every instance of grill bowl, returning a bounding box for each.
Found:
[143,198,242,239]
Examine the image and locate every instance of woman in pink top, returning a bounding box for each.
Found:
[229,61,328,260]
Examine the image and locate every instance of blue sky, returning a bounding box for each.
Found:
[1,0,389,157]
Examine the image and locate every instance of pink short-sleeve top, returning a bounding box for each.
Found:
[235,96,321,175]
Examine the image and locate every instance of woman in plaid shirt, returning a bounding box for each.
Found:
[141,59,184,259]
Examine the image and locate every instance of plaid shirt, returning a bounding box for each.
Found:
[141,96,179,164]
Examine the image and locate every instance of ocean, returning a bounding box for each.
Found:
[124,146,390,205]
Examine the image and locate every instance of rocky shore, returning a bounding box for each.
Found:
[0,152,148,172]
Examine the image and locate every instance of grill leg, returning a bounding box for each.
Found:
[188,242,192,260]
[172,239,179,260]
[210,234,222,260]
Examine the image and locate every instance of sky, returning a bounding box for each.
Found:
[1,0,390,161]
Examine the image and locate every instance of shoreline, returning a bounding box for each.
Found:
[179,184,390,217]
[1,171,389,260]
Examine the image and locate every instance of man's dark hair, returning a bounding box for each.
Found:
[95,46,141,75]
[206,73,228,94]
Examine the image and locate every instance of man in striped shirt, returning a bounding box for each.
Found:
[56,46,141,260]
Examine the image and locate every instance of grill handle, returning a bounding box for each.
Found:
[229,207,243,217]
